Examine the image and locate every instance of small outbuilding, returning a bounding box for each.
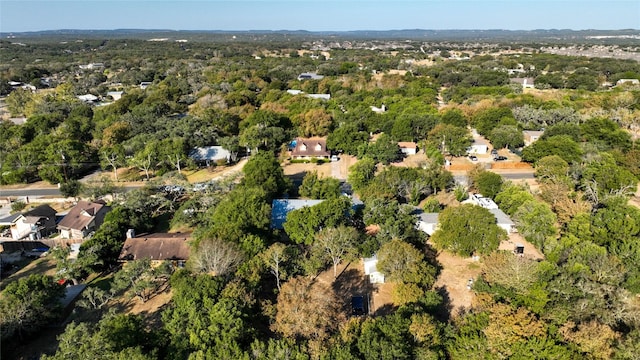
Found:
[363,255,385,284]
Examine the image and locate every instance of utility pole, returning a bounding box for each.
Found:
[60,151,68,182]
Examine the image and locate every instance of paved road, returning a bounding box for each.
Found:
[454,171,534,186]
[0,185,143,198]
[500,172,535,180]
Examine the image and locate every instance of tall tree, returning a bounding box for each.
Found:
[431,204,506,256]
[313,226,360,278]
[242,151,290,199]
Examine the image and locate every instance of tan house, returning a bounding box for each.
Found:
[57,201,110,239]
[118,230,191,266]
[523,130,544,146]
[290,137,331,160]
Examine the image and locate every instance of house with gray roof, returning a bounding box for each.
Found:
[189,146,231,166]
[271,199,325,229]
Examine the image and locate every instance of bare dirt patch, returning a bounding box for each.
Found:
[433,250,482,316]
[433,235,544,316]
[499,233,544,261]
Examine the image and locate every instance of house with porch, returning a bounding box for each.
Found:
[0,205,57,240]
[57,200,111,240]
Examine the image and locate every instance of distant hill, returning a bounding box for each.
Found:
[1,29,638,43]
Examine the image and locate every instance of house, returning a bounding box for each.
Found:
[616,78,640,86]
[57,200,111,240]
[363,255,385,284]
[306,94,331,100]
[468,193,499,210]
[139,81,152,89]
[398,142,418,156]
[523,130,544,146]
[189,146,231,166]
[290,137,331,160]
[510,77,535,89]
[416,212,439,235]
[77,94,99,103]
[0,205,57,240]
[297,72,324,81]
[79,63,104,70]
[118,230,191,265]
[488,208,516,234]
[271,199,325,229]
[106,91,123,101]
[287,89,304,95]
[468,137,489,155]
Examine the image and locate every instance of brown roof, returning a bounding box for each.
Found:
[119,233,191,261]
[58,201,108,231]
[291,137,330,157]
[397,141,417,149]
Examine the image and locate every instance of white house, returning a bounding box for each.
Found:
[468,193,499,209]
[467,130,489,155]
[363,255,385,284]
[106,91,123,101]
[398,142,418,156]
[616,78,640,86]
[416,212,439,235]
[488,208,516,234]
[306,94,331,100]
[189,146,231,166]
[510,77,535,89]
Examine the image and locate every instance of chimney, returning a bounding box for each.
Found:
[126,229,135,239]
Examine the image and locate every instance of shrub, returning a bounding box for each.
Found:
[11,201,26,213]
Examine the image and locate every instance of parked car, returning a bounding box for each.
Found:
[351,295,366,316]
[468,155,478,161]
[331,155,339,162]
[493,155,507,161]
[491,149,498,155]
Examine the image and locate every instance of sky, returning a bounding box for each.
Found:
[1,0,638,33]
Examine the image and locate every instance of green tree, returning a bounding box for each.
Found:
[488,125,524,150]
[0,274,65,340]
[431,204,506,256]
[358,133,402,165]
[427,123,472,157]
[299,171,341,199]
[471,170,504,199]
[440,108,468,128]
[521,135,582,164]
[327,122,369,155]
[377,239,436,287]
[242,151,290,199]
[284,196,352,245]
[348,157,377,192]
[513,200,558,254]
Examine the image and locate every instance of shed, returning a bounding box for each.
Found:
[416,212,439,235]
[363,255,385,284]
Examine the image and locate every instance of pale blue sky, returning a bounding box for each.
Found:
[1,1,638,32]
